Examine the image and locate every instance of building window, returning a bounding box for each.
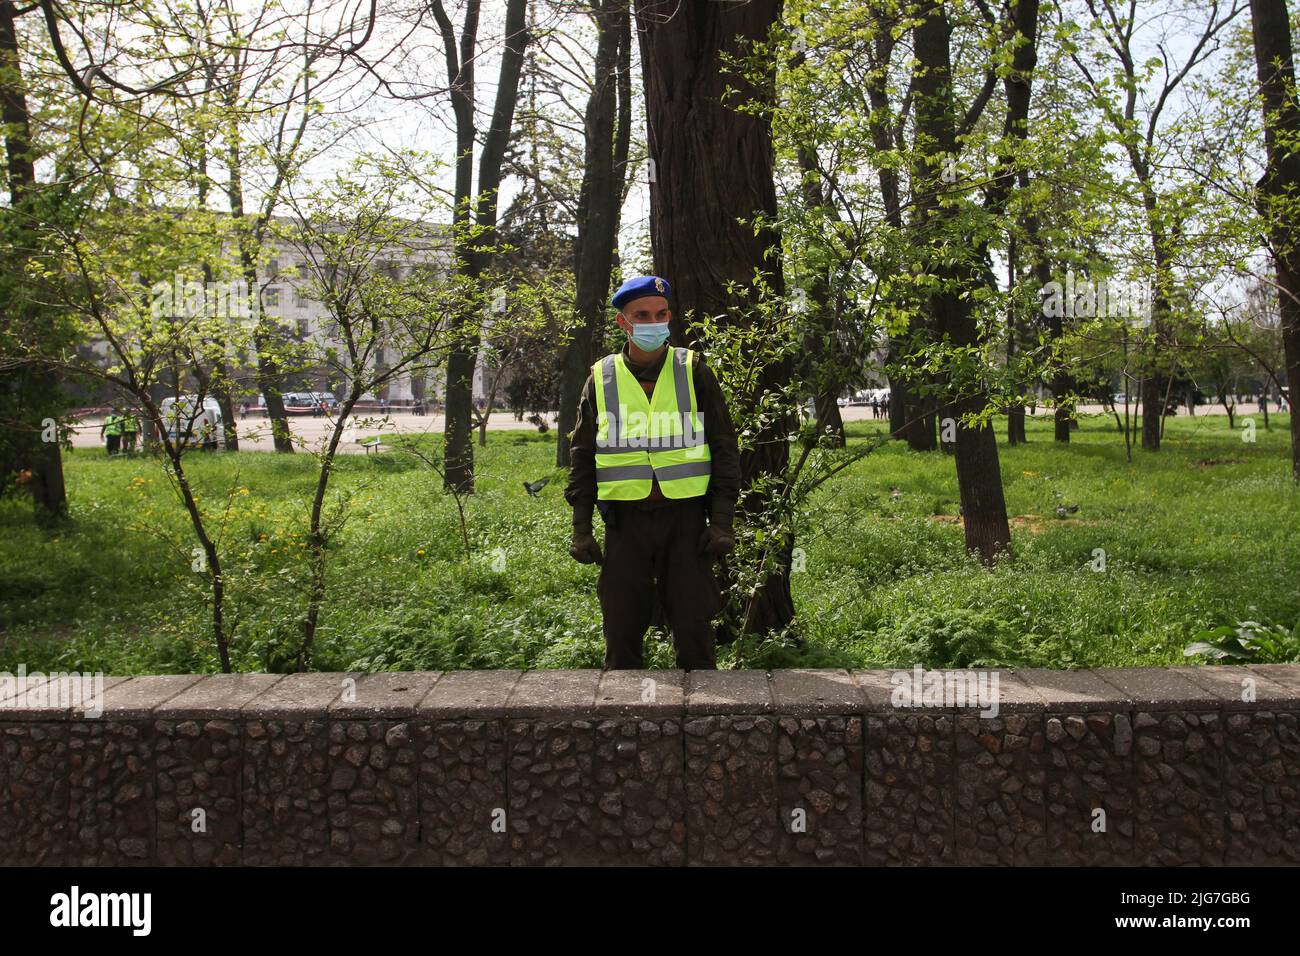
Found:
[297,318,309,338]
[264,287,280,308]
[295,288,308,308]
[267,258,279,275]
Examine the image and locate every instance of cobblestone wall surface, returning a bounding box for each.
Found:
[1,666,1296,866]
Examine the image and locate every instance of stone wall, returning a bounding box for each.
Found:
[1,666,1297,866]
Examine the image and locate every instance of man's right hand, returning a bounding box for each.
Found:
[569,531,603,565]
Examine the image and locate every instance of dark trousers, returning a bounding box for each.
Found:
[106,434,120,455]
[597,496,724,670]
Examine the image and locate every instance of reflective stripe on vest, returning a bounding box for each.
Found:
[592,347,711,500]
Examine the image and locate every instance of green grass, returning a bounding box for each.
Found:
[1,411,1297,673]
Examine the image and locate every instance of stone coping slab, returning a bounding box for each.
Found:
[0,675,131,720]
[0,667,1290,721]
[684,669,774,715]
[770,669,864,715]
[329,671,442,718]
[850,667,1044,713]
[1246,664,1300,695]
[152,673,285,719]
[505,668,600,717]
[596,669,685,717]
[1014,668,1128,713]
[1091,667,1220,711]
[243,672,363,719]
[416,669,522,718]
[1170,665,1300,710]
[88,675,204,719]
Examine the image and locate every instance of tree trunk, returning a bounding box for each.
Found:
[887,361,908,435]
[195,146,238,451]
[792,129,847,447]
[864,20,926,451]
[1250,0,1300,480]
[1007,406,1027,444]
[909,1,1017,562]
[814,390,846,445]
[1,0,68,524]
[226,140,292,451]
[1140,373,1163,450]
[557,0,628,467]
[1006,234,1026,445]
[441,0,530,492]
[636,0,794,635]
[903,390,938,450]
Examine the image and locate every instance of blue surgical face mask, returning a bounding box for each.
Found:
[628,320,670,351]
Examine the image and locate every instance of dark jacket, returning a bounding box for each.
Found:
[565,342,741,534]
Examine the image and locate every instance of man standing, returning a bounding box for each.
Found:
[119,408,139,453]
[100,407,122,455]
[565,275,741,670]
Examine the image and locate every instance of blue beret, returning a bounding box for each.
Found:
[611,275,671,310]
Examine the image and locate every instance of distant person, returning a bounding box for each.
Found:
[120,410,139,453]
[240,402,249,419]
[100,408,123,455]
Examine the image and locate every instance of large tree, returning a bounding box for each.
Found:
[0,0,67,525]
[1249,0,1300,480]
[1067,0,1245,451]
[907,0,1030,561]
[557,0,632,467]
[635,0,794,634]
[435,0,532,492]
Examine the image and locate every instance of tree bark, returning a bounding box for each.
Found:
[1249,0,1300,481]
[1006,234,1026,445]
[557,0,628,467]
[1140,372,1163,450]
[910,0,1020,562]
[1,0,68,525]
[440,0,530,492]
[195,142,238,450]
[226,138,292,452]
[794,141,846,448]
[636,0,794,635]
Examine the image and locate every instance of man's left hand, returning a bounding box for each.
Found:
[698,524,735,557]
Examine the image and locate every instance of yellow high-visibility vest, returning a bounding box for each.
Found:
[592,347,711,500]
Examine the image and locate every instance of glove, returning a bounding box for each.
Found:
[569,531,604,565]
[697,524,736,558]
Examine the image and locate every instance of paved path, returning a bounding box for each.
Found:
[66,402,1278,454]
[67,409,561,453]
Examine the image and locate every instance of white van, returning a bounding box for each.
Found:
[160,395,226,450]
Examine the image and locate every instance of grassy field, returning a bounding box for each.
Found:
[1,411,1297,674]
